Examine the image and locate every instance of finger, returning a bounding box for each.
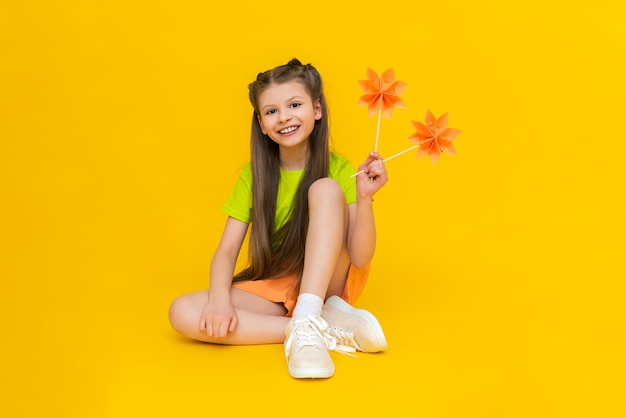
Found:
[369,151,383,161]
[359,176,374,186]
[229,315,238,332]
[359,152,378,170]
[218,321,230,338]
[366,164,382,179]
[372,160,387,176]
[356,163,370,175]
[357,168,373,182]
[199,318,206,331]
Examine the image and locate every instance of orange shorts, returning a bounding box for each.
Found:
[232,263,370,317]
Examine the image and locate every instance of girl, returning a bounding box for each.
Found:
[168,58,388,379]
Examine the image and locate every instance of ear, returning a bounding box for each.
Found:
[314,100,322,120]
[257,114,267,134]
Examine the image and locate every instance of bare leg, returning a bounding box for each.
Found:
[282,179,353,378]
[170,179,352,346]
[300,178,351,300]
[168,288,290,345]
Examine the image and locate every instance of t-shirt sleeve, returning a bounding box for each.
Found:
[222,163,253,223]
[330,153,357,204]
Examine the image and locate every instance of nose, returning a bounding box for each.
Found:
[279,110,292,123]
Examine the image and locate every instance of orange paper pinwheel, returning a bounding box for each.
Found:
[408,110,462,164]
[358,68,407,119]
[358,68,407,152]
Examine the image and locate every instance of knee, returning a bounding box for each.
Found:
[168,295,194,335]
[308,178,344,205]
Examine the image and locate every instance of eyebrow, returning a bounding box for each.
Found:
[260,95,305,112]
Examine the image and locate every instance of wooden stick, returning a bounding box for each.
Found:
[374,109,381,152]
[350,144,419,178]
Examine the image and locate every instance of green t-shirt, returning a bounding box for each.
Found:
[222,152,357,233]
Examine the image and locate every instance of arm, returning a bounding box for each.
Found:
[200,216,249,337]
[346,152,388,268]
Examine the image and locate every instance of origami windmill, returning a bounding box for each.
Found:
[357,68,407,152]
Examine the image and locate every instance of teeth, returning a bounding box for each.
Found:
[280,126,297,134]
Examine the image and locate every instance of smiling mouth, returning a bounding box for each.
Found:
[279,126,299,134]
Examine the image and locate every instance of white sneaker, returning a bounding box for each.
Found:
[284,315,336,379]
[321,296,388,353]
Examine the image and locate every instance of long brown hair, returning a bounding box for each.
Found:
[233,58,330,284]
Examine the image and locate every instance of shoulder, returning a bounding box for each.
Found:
[329,152,350,165]
[328,152,357,203]
[228,161,252,193]
[329,152,356,177]
[234,161,252,182]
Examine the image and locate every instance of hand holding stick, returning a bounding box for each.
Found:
[351,145,419,178]
[351,110,462,178]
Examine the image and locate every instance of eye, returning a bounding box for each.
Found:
[265,109,276,115]
[290,102,301,109]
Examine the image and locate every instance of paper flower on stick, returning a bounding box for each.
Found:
[351,110,461,177]
[408,110,462,164]
[358,68,407,119]
[358,68,407,152]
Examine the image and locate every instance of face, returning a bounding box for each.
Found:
[256,81,322,152]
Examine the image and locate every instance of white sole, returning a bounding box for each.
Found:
[326,296,388,352]
[288,364,335,379]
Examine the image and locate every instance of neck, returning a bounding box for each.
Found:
[279,144,309,170]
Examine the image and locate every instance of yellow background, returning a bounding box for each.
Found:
[1,0,625,417]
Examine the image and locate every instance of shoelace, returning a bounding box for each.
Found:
[285,316,358,359]
[284,316,335,359]
[327,326,361,353]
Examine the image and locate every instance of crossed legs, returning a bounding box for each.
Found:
[168,178,349,345]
